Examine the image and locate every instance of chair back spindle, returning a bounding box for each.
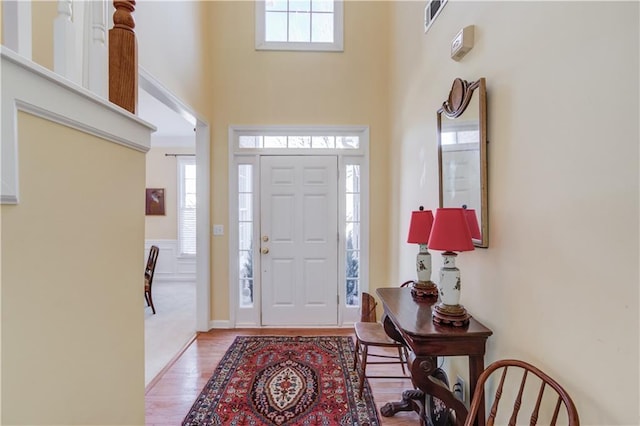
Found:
[508,369,528,425]
[144,245,159,314]
[465,359,579,426]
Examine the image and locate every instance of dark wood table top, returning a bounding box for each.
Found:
[377,287,492,355]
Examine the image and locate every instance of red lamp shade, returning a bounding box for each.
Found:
[463,208,481,240]
[407,208,434,244]
[427,208,474,252]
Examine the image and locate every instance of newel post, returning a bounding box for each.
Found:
[109,0,137,114]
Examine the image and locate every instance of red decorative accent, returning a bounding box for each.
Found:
[463,208,481,240]
[427,208,474,252]
[407,208,434,244]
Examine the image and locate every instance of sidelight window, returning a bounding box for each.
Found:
[238,164,254,307]
[345,164,360,306]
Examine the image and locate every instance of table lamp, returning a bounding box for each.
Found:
[462,205,481,241]
[427,208,474,326]
[406,206,438,300]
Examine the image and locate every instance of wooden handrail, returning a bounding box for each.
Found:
[109,0,137,113]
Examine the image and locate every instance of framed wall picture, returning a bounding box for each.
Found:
[145,188,165,216]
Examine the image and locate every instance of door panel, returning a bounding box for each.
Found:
[260,156,338,325]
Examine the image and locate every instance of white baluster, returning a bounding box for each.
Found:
[54,0,81,84]
[84,1,109,97]
[2,0,33,59]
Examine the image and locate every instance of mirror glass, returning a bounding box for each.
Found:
[437,78,488,247]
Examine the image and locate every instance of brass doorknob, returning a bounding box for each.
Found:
[261,248,269,254]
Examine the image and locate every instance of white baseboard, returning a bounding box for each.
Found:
[209,320,232,329]
[145,239,195,282]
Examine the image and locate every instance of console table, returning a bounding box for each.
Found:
[376,287,493,426]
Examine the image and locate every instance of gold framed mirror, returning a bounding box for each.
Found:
[437,77,488,247]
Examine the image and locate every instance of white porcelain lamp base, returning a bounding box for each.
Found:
[432,251,471,327]
[413,245,438,301]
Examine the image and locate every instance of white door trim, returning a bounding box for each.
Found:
[139,68,211,332]
[228,125,369,328]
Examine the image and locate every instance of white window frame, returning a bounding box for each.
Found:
[424,0,448,33]
[229,125,369,327]
[177,156,196,257]
[255,0,344,52]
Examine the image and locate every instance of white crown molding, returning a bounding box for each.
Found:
[1,46,156,204]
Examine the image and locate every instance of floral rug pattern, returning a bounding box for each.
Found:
[183,336,380,426]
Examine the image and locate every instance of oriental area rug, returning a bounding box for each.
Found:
[182,335,380,426]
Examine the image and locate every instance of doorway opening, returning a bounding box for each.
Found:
[229,126,369,328]
[138,70,210,386]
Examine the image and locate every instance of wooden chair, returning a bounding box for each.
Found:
[144,245,159,314]
[464,359,580,426]
[353,292,411,397]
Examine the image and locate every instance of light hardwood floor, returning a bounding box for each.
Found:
[145,328,422,425]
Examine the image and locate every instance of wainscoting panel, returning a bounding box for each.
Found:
[145,240,195,282]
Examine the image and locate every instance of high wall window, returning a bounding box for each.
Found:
[441,122,480,145]
[255,0,344,51]
[178,157,196,256]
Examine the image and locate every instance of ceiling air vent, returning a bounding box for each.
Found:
[424,0,448,33]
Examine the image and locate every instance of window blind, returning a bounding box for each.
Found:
[178,158,196,256]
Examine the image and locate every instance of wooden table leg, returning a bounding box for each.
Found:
[468,356,486,426]
[380,353,468,425]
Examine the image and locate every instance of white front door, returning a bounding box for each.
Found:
[260,155,338,326]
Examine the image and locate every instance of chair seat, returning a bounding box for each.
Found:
[355,321,402,347]
[353,292,411,398]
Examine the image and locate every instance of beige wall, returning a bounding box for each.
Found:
[9,3,638,423]
[145,146,194,240]
[136,1,212,117]
[1,113,145,424]
[31,0,56,70]
[207,1,391,321]
[389,1,639,424]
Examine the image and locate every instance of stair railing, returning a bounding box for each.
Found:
[3,0,136,113]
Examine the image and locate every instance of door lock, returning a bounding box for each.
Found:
[262,236,269,242]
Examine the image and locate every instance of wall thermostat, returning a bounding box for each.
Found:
[451,25,474,61]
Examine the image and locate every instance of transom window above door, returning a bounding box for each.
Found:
[255,0,344,51]
[239,135,358,149]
